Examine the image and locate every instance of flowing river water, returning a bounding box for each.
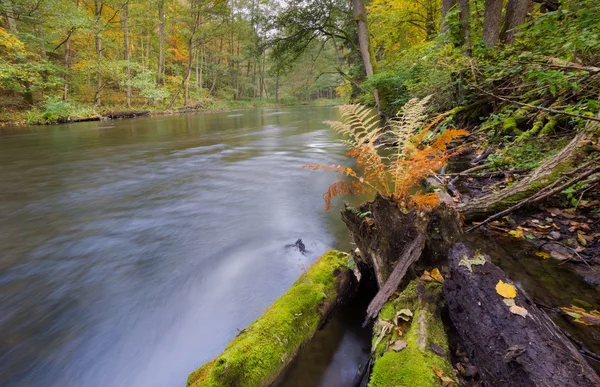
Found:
[0,106,371,387]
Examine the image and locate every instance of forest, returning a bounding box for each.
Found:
[2,0,600,385]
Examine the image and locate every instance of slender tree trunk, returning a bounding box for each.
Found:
[275,72,279,103]
[63,37,71,101]
[457,0,471,54]
[157,0,165,84]
[441,0,457,32]
[483,0,503,47]
[352,0,380,110]
[198,46,203,92]
[1,0,17,34]
[501,0,530,44]
[122,1,131,107]
[93,0,103,107]
[35,24,47,60]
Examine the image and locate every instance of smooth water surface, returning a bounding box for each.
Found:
[0,107,363,386]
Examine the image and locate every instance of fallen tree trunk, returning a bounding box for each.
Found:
[444,243,600,386]
[187,250,357,387]
[459,114,599,221]
[368,280,456,386]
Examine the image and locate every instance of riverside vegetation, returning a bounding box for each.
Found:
[4,0,600,385]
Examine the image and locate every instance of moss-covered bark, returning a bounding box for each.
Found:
[186,250,354,387]
[369,280,455,387]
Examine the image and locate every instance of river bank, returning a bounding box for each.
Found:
[0,98,341,127]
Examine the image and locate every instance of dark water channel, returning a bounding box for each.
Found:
[0,107,370,387]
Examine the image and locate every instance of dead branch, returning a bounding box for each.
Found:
[363,234,425,326]
[467,165,600,233]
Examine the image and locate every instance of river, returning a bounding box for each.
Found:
[0,106,369,386]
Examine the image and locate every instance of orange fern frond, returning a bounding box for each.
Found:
[412,193,440,210]
[303,164,357,177]
[430,129,469,154]
[323,181,352,211]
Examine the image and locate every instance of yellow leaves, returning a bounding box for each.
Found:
[508,229,524,238]
[561,306,600,326]
[497,280,529,318]
[535,251,551,259]
[420,268,444,283]
[577,232,587,246]
[431,268,444,283]
[496,280,517,299]
[510,305,529,318]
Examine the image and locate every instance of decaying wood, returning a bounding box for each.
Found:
[467,163,600,232]
[459,116,598,220]
[342,195,462,286]
[444,243,600,387]
[363,235,425,326]
[341,194,462,325]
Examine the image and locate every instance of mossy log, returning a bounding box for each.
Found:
[369,281,456,387]
[459,115,598,221]
[443,243,600,387]
[341,194,462,324]
[186,250,356,387]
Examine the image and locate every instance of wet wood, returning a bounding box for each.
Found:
[363,235,425,326]
[444,242,600,387]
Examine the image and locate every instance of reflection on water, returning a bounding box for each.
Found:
[0,107,365,386]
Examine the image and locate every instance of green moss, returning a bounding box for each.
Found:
[540,116,558,135]
[187,250,349,387]
[379,303,396,321]
[369,281,454,387]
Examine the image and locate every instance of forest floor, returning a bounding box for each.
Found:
[449,146,600,285]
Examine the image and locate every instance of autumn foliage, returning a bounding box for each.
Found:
[305,97,468,211]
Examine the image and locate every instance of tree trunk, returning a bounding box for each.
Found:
[63,36,71,101]
[444,243,600,386]
[342,195,462,288]
[1,0,17,34]
[457,0,471,54]
[483,0,503,47]
[35,24,47,60]
[501,0,530,44]
[157,0,165,84]
[441,0,457,32]
[352,0,380,111]
[122,1,131,108]
[93,0,103,107]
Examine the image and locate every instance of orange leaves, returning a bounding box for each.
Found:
[412,193,440,210]
[305,99,468,212]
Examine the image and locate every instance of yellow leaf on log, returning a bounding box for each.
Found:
[535,251,551,259]
[496,280,517,299]
[510,305,528,318]
[508,229,524,238]
[431,267,444,283]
